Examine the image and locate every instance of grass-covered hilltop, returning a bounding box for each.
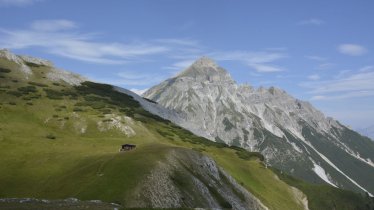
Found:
[0,49,373,210]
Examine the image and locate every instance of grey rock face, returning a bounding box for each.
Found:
[128,148,268,210]
[143,57,374,195]
[0,49,85,85]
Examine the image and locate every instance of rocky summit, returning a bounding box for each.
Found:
[143,57,374,195]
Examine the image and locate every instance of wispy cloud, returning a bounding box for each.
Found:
[301,66,374,100]
[317,63,335,70]
[0,0,41,7]
[0,20,170,64]
[298,18,325,26]
[0,19,288,75]
[211,51,287,72]
[164,59,196,71]
[308,74,320,80]
[338,44,367,56]
[155,38,199,47]
[305,55,327,61]
[89,71,168,87]
[31,19,77,32]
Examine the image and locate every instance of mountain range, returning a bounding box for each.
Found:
[1,49,374,209]
[143,57,374,196]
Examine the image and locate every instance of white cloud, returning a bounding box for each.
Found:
[164,59,196,71]
[248,64,283,72]
[31,19,77,32]
[155,38,199,47]
[310,95,326,100]
[130,88,149,95]
[0,19,287,77]
[0,20,170,64]
[0,0,41,6]
[317,63,335,70]
[311,91,374,101]
[338,44,367,56]
[210,51,287,73]
[305,55,327,61]
[308,74,320,80]
[298,18,325,26]
[301,67,374,100]
[88,71,168,87]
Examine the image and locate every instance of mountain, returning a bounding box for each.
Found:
[1,50,373,210]
[143,57,374,196]
[0,49,306,210]
[358,126,374,141]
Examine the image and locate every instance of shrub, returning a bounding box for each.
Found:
[233,148,264,161]
[7,91,23,97]
[0,68,11,73]
[44,88,63,99]
[25,62,42,68]
[73,107,84,112]
[28,82,48,87]
[18,86,37,94]
[46,134,56,139]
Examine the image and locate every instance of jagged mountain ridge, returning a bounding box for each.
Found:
[143,57,374,195]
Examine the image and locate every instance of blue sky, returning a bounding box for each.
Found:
[0,0,373,129]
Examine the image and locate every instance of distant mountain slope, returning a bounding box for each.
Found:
[358,126,374,140]
[143,57,374,196]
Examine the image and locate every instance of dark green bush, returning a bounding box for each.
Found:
[28,82,48,87]
[73,107,84,112]
[7,91,23,97]
[0,68,11,73]
[18,86,37,94]
[44,88,63,99]
[234,148,264,161]
[25,62,42,68]
[46,134,56,139]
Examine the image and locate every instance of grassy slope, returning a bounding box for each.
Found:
[271,168,374,210]
[0,58,370,209]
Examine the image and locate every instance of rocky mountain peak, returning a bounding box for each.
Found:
[176,56,234,83]
[0,49,53,67]
[191,56,218,68]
